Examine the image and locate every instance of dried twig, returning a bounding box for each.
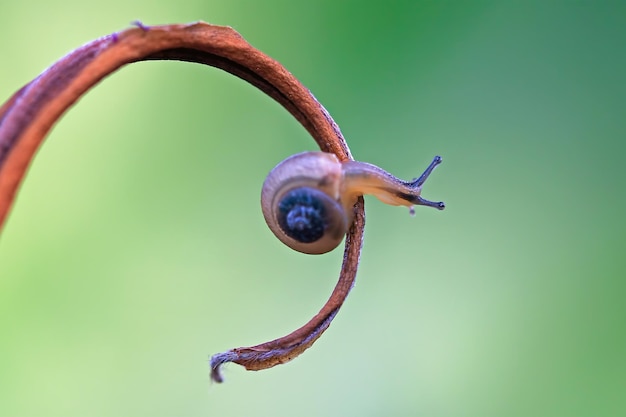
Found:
[0,22,365,382]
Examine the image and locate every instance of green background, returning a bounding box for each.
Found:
[1,1,625,416]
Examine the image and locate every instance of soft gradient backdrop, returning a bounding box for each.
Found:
[1,2,624,416]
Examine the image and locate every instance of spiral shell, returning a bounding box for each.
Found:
[261,152,352,254]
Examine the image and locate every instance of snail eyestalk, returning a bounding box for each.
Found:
[406,155,446,210]
[413,155,442,187]
[407,155,445,210]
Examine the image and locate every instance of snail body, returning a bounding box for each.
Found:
[262,152,445,254]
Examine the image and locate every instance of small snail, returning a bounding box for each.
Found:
[261,152,445,254]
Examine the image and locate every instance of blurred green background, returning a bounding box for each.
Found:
[1,1,625,416]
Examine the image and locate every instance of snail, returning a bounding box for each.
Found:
[261,152,445,254]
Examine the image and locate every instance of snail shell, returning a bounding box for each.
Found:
[261,152,354,254]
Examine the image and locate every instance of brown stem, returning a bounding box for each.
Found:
[0,22,364,383]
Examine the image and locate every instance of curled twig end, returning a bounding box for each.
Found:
[210,350,238,383]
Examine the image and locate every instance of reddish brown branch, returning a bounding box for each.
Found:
[0,22,365,382]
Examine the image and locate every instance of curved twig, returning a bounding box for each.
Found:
[0,22,365,382]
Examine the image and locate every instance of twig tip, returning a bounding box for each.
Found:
[209,350,238,383]
[130,20,150,32]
